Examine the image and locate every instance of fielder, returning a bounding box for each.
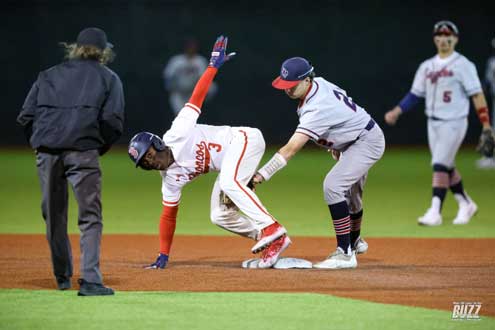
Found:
[252,57,385,269]
[129,36,290,269]
[385,20,495,226]
[163,38,217,115]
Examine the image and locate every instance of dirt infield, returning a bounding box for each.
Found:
[1,235,494,315]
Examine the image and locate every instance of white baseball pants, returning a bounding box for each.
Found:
[427,118,467,168]
[210,127,275,240]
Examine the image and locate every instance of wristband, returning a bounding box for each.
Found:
[257,153,287,181]
[476,107,490,125]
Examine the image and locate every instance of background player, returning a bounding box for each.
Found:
[252,57,385,269]
[163,38,217,115]
[129,36,290,269]
[384,20,495,225]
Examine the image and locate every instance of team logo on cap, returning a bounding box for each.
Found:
[281,67,289,78]
[129,146,139,160]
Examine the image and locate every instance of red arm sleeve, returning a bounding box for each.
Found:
[159,205,179,255]
[187,67,218,109]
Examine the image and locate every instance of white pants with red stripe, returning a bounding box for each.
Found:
[210,128,275,240]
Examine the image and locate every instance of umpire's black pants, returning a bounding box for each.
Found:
[36,149,104,284]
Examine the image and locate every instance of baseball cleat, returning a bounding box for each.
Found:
[353,237,368,254]
[257,234,291,269]
[251,222,287,254]
[476,157,495,169]
[418,208,442,226]
[313,248,357,269]
[452,199,478,225]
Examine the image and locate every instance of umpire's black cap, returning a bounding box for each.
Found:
[77,27,113,50]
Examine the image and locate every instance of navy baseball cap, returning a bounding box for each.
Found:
[77,27,113,50]
[272,57,314,90]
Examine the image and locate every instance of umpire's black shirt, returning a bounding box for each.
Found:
[17,59,125,154]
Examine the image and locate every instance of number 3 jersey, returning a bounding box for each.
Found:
[160,106,233,206]
[410,51,482,120]
[295,77,372,151]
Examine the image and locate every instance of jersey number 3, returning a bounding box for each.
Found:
[333,90,357,111]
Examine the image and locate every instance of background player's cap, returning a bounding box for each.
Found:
[433,20,459,36]
[272,57,314,90]
[77,27,113,50]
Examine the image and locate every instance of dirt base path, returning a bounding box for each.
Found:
[1,235,494,316]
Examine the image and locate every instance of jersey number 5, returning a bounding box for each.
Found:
[443,91,452,103]
[333,90,357,111]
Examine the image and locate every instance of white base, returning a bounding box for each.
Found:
[242,257,312,269]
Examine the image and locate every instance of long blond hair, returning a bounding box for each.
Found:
[60,42,115,65]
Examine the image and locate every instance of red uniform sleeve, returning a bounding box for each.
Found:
[187,66,218,109]
[159,205,179,255]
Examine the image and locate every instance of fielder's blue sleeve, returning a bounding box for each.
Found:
[398,92,423,113]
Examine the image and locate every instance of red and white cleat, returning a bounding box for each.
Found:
[251,222,287,253]
[258,235,292,269]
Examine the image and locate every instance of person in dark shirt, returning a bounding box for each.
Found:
[17,27,124,296]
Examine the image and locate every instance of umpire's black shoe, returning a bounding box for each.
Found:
[57,278,71,290]
[77,279,114,296]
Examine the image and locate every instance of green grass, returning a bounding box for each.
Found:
[2,147,494,237]
[2,148,494,329]
[0,289,492,330]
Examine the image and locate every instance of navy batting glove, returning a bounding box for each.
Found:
[209,35,236,69]
[145,253,169,269]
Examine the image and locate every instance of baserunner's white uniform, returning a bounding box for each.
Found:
[160,104,274,239]
[410,51,483,167]
[296,77,385,207]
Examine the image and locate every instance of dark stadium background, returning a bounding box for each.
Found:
[2,0,493,145]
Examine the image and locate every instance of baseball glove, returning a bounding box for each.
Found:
[477,129,495,158]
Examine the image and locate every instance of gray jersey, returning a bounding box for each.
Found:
[295,77,371,151]
[163,54,208,94]
[411,52,482,120]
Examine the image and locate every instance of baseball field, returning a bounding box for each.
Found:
[1,146,494,329]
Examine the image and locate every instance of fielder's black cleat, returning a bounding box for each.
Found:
[77,279,114,296]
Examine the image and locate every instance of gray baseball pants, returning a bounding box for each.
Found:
[36,149,103,284]
[324,125,385,205]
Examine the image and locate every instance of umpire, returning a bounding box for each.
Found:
[17,27,124,296]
